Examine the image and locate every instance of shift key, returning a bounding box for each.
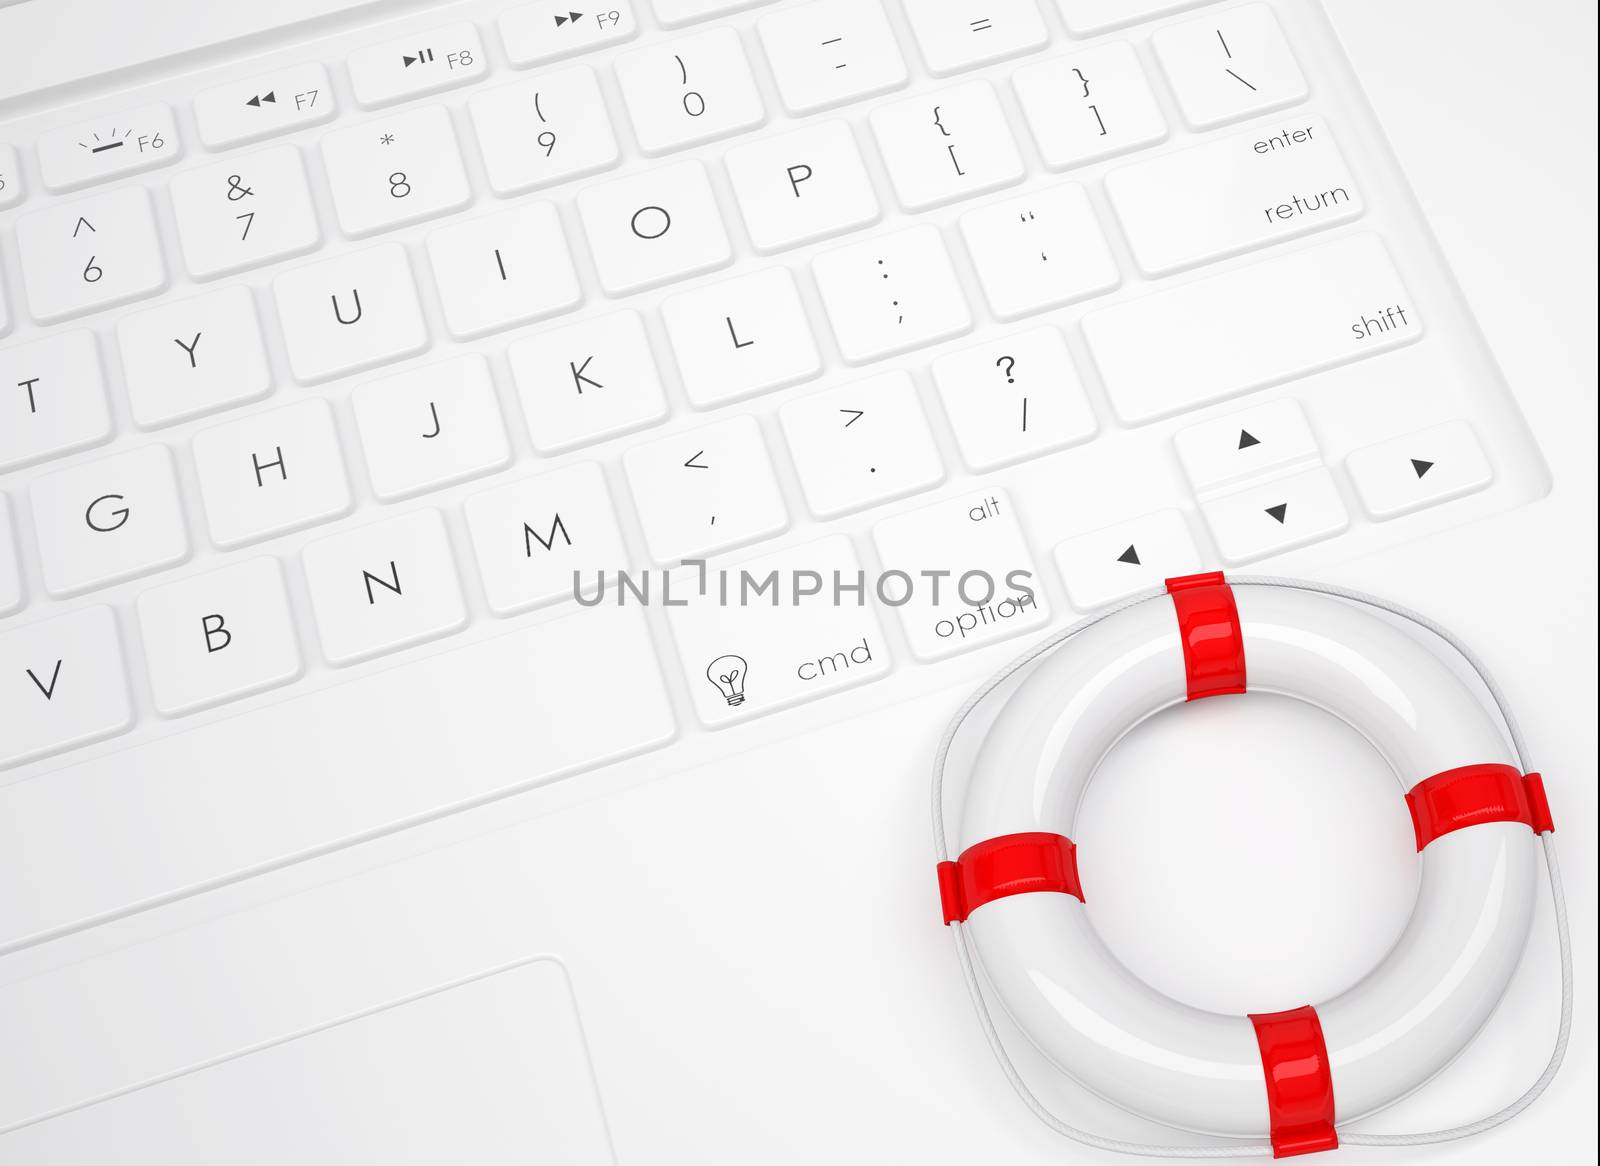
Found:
[1106,117,1363,275]
[1082,233,1421,424]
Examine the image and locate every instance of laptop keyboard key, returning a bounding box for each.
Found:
[17,187,168,322]
[465,461,630,616]
[616,26,767,155]
[662,267,822,408]
[116,285,272,429]
[624,414,789,563]
[136,558,303,717]
[508,310,669,454]
[36,103,181,192]
[426,203,583,339]
[757,0,908,115]
[0,143,22,210]
[1175,398,1320,494]
[30,446,190,597]
[352,355,511,501]
[0,496,20,617]
[192,399,354,548]
[1052,509,1202,610]
[872,486,1049,660]
[193,63,336,149]
[813,224,972,364]
[932,326,1098,471]
[169,146,322,279]
[1154,4,1308,129]
[499,2,639,67]
[469,68,622,196]
[1013,41,1168,171]
[1082,234,1420,424]
[958,183,1121,321]
[301,508,468,667]
[779,370,945,518]
[577,160,733,295]
[666,535,892,726]
[902,0,1048,75]
[0,330,113,472]
[0,606,133,770]
[273,243,429,383]
[346,23,487,108]
[1200,466,1349,563]
[725,120,881,254]
[871,80,1025,211]
[1346,420,1493,520]
[321,106,471,237]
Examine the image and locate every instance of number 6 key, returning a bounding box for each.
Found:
[16,187,168,323]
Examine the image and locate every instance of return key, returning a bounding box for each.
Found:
[1105,117,1363,276]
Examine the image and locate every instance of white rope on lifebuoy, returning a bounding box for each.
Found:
[932,577,1572,1157]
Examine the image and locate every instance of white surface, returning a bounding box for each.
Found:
[902,0,1049,77]
[813,223,973,362]
[958,585,1535,1135]
[498,2,638,67]
[1051,509,1201,609]
[0,0,1592,1162]
[0,959,617,1166]
[756,0,908,115]
[0,498,18,616]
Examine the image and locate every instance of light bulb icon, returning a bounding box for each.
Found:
[706,654,748,706]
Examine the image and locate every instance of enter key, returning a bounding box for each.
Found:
[1106,116,1363,275]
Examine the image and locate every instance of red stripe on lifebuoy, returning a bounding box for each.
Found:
[1166,572,1246,700]
[1249,1006,1338,1159]
[1406,764,1555,850]
[938,832,1082,924]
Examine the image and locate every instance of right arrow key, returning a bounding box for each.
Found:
[1346,420,1493,520]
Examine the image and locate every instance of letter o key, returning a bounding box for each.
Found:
[630,205,672,240]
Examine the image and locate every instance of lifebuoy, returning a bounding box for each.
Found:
[936,574,1558,1158]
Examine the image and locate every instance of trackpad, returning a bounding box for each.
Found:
[3,960,614,1165]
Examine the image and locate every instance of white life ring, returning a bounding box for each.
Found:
[937,574,1555,1157]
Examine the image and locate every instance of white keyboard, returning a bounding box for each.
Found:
[0,0,1547,948]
